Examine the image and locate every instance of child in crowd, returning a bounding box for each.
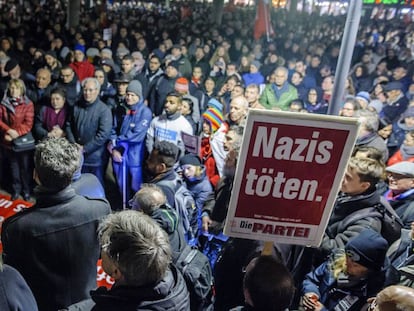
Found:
[180,153,213,239]
[200,99,224,188]
[301,229,388,311]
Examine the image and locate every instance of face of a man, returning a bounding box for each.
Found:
[393,67,406,80]
[145,149,162,177]
[340,166,369,195]
[36,69,51,89]
[291,72,303,86]
[274,70,287,87]
[229,98,247,124]
[166,66,178,78]
[341,102,355,117]
[74,50,85,62]
[121,59,134,74]
[117,82,128,95]
[164,95,181,116]
[245,86,260,104]
[295,61,306,74]
[94,71,105,86]
[83,80,99,103]
[149,58,161,72]
[223,130,237,152]
[125,91,139,106]
[61,69,74,84]
[387,172,414,195]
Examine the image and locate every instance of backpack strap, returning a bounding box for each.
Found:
[339,207,381,232]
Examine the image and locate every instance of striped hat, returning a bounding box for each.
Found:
[202,107,224,133]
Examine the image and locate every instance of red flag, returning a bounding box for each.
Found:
[254,0,275,41]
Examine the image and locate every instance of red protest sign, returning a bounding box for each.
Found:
[224,110,359,246]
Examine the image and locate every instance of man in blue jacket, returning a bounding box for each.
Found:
[108,80,152,200]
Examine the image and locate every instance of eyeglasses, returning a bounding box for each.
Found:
[387,173,411,180]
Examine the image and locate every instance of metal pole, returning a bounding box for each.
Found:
[327,0,362,116]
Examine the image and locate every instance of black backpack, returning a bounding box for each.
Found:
[174,244,214,311]
[341,199,403,245]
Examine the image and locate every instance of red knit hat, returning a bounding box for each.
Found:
[175,77,189,94]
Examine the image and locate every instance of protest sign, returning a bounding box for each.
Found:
[224,110,359,246]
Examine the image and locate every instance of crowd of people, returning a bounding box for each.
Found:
[2,0,414,310]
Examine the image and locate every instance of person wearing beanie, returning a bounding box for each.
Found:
[386,106,414,162]
[355,91,371,109]
[179,153,213,237]
[174,77,201,126]
[200,107,224,187]
[242,60,264,87]
[108,79,152,201]
[69,43,95,82]
[302,229,388,311]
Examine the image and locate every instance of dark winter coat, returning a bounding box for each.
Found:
[1,186,111,311]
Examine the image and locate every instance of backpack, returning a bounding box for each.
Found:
[158,177,198,244]
[341,199,403,245]
[200,232,229,270]
[174,244,214,311]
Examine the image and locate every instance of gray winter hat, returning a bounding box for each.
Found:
[126,80,143,99]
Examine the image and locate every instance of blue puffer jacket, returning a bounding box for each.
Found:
[302,251,385,311]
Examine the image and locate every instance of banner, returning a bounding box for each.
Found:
[254,0,275,41]
[224,110,359,246]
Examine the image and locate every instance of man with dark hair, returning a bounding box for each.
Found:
[146,92,193,156]
[233,255,295,311]
[1,138,111,311]
[57,66,82,107]
[67,210,190,311]
[144,140,180,207]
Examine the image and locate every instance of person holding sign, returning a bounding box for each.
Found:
[318,157,386,260]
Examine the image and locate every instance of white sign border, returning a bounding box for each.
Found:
[224,109,360,247]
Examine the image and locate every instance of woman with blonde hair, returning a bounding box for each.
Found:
[0,78,34,201]
[209,45,230,68]
[301,229,388,311]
